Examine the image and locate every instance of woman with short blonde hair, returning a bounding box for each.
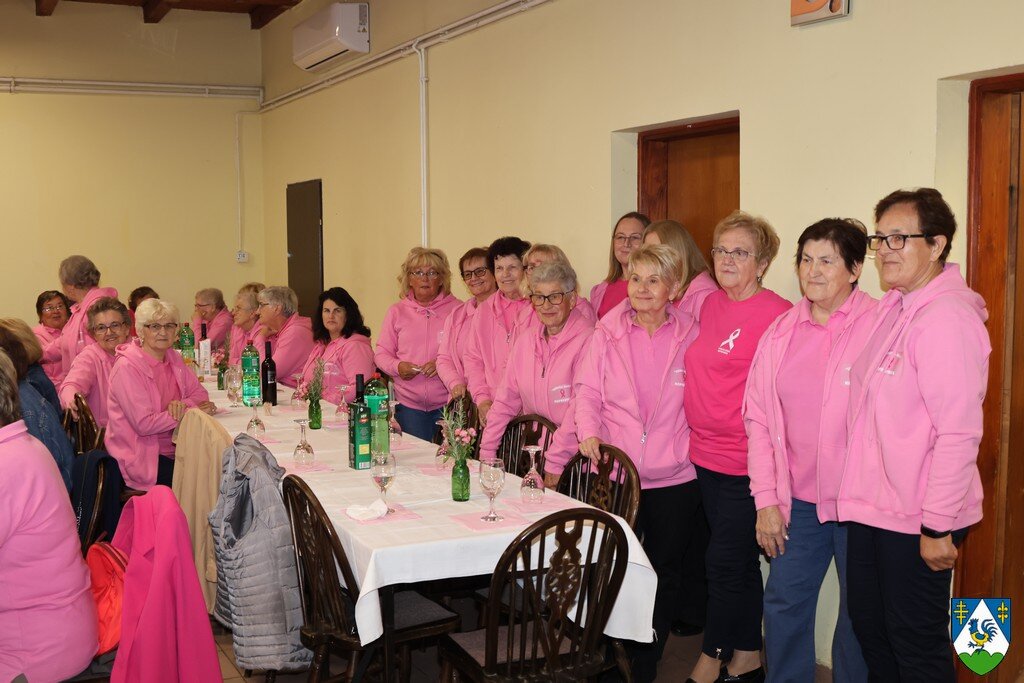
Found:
[396,247,452,299]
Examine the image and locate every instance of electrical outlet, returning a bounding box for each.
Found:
[236,250,250,263]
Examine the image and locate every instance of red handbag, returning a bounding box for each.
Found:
[85,542,128,655]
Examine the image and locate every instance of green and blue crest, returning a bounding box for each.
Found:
[951,598,1011,676]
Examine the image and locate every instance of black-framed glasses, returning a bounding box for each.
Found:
[142,322,178,333]
[529,291,571,306]
[461,266,489,281]
[867,234,928,251]
[92,322,126,334]
[711,247,753,263]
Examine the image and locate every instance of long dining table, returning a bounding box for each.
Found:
[205,387,656,681]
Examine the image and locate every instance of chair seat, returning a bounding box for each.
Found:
[392,590,460,637]
[443,625,574,667]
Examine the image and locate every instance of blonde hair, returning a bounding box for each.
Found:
[397,247,452,299]
[135,299,180,328]
[627,244,686,293]
[235,283,265,312]
[522,244,577,295]
[0,319,43,365]
[713,210,782,274]
[644,220,711,291]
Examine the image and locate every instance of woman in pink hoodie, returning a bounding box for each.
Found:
[643,219,719,319]
[299,287,375,405]
[60,296,131,427]
[574,244,700,682]
[743,219,874,683]
[437,247,497,399]
[838,189,990,682]
[228,282,265,365]
[191,287,234,349]
[375,247,462,440]
[257,286,315,388]
[32,290,70,383]
[590,211,651,318]
[106,299,215,490]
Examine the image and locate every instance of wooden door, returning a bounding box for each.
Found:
[286,179,324,319]
[959,74,1024,682]
[638,116,740,257]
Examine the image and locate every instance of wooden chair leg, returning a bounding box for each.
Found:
[612,639,633,683]
[439,654,454,683]
[309,646,328,683]
[398,644,411,683]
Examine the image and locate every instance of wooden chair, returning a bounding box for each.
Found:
[74,393,104,453]
[281,475,460,683]
[495,413,557,477]
[556,444,641,529]
[439,508,630,682]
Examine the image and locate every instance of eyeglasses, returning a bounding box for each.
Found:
[194,302,215,309]
[92,322,126,334]
[411,270,441,279]
[461,267,489,281]
[613,234,644,246]
[529,291,571,306]
[142,322,178,333]
[867,233,928,251]
[711,247,753,263]
[42,305,66,313]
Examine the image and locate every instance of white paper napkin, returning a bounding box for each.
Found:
[346,498,389,521]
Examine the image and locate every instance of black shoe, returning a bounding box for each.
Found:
[671,620,704,637]
[719,666,765,683]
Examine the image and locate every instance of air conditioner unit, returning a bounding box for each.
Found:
[292,3,369,71]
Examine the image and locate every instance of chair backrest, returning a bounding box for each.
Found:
[281,474,361,648]
[496,413,557,477]
[74,393,103,453]
[482,508,629,679]
[555,445,641,528]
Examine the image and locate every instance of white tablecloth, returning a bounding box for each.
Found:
[206,388,656,645]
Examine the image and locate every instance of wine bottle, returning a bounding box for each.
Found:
[261,341,277,406]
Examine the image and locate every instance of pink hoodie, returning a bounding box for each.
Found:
[436,297,486,392]
[677,271,719,319]
[299,334,376,405]
[33,324,63,383]
[42,286,119,382]
[837,265,990,534]
[463,292,531,404]
[59,342,118,427]
[106,343,210,490]
[263,314,315,388]
[743,288,877,524]
[228,321,264,366]
[479,306,595,460]
[374,292,461,411]
[191,308,233,349]
[573,302,699,489]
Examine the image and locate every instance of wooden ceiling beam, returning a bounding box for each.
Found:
[36,0,60,16]
[249,0,296,29]
[142,0,172,23]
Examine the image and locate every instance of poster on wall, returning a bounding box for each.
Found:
[791,0,849,26]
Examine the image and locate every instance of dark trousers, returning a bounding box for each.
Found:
[629,480,704,683]
[695,465,763,660]
[677,498,709,628]
[846,523,965,683]
[394,404,442,442]
[156,455,175,487]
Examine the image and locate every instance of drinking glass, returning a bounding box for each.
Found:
[370,453,397,514]
[226,366,242,407]
[479,458,505,522]
[246,403,266,441]
[293,418,314,466]
[289,373,306,408]
[520,445,545,503]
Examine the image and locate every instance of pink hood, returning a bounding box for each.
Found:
[436,296,486,392]
[34,324,64,383]
[677,271,719,319]
[264,313,314,384]
[59,342,118,427]
[300,334,375,405]
[228,321,263,366]
[743,288,877,524]
[43,286,118,382]
[191,308,233,349]
[837,264,990,534]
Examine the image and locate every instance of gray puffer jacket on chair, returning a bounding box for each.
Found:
[210,434,311,672]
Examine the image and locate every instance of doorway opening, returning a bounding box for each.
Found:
[286,179,324,319]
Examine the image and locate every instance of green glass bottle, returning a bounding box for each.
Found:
[179,323,195,365]
[451,459,470,502]
[365,373,390,456]
[240,342,261,407]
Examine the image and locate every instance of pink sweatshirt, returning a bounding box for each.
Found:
[436,296,486,392]
[0,421,98,682]
[33,324,64,383]
[463,292,531,404]
[837,264,990,534]
[106,343,209,490]
[264,314,315,388]
[59,342,118,427]
[42,286,119,382]
[374,292,461,411]
[744,289,877,524]
[228,321,263,366]
[573,302,699,489]
[479,306,595,460]
[677,271,719,320]
[191,308,233,349]
[299,334,376,405]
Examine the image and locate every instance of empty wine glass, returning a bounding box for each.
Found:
[389,401,403,447]
[289,373,306,408]
[370,453,397,514]
[293,418,314,466]
[479,458,505,522]
[520,445,545,503]
[226,366,242,407]
[335,383,351,420]
[246,401,266,441]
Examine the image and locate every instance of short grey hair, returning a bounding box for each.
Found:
[195,287,226,310]
[0,350,22,427]
[529,261,578,295]
[258,286,298,317]
[135,299,180,328]
[86,297,131,330]
[58,255,101,289]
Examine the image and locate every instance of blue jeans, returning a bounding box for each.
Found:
[394,404,442,442]
[763,499,866,683]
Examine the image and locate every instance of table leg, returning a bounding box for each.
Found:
[380,585,396,683]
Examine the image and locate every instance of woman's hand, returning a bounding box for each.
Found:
[920,534,957,571]
[67,402,80,420]
[167,400,188,421]
[450,383,467,399]
[543,472,561,489]
[420,360,437,378]
[477,400,493,425]
[579,437,601,462]
[397,361,421,380]
[197,401,217,415]
[756,506,788,558]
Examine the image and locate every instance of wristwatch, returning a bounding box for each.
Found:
[920,525,952,539]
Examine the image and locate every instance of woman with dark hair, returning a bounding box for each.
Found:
[33,290,71,382]
[298,287,375,405]
[591,211,651,318]
[437,247,497,399]
[127,286,159,337]
[744,218,873,682]
[42,255,118,381]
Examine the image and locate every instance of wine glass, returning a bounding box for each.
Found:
[520,445,545,503]
[389,402,403,447]
[293,418,314,466]
[370,453,397,514]
[434,419,449,470]
[246,398,266,441]
[289,373,306,408]
[479,458,505,522]
[335,383,350,420]
[226,366,242,407]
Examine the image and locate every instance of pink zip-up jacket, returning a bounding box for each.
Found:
[264,314,314,388]
[479,306,595,460]
[837,264,990,534]
[744,288,877,524]
[106,343,210,490]
[228,321,264,366]
[436,296,486,393]
[191,308,233,349]
[463,293,531,404]
[33,324,64,383]
[299,334,375,405]
[375,292,461,411]
[574,301,699,489]
[59,342,118,427]
[677,271,718,319]
[41,286,119,382]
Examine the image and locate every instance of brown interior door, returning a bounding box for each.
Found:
[286,179,324,319]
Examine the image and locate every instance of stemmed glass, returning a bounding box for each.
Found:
[520,445,545,503]
[289,373,306,408]
[389,400,403,447]
[434,419,450,470]
[479,458,506,522]
[293,418,314,466]
[370,453,397,514]
[335,383,350,421]
[226,366,242,407]
[246,398,266,441]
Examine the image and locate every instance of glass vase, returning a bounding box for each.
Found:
[451,457,470,502]
[216,364,227,390]
[308,399,322,430]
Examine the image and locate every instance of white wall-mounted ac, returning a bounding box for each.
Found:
[292,3,369,71]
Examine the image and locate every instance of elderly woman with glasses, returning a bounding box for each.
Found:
[591,212,651,319]
[228,282,265,365]
[59,297,132,428]
[299,287,375,405]
[375,247,461,439]
[437,247,497,400]
[106,299,214,490]
[257,286,314,387]
[837,189,990,683]
[684,211,791,683]
[33,290,71,383]
[478,261,594,466]
[191,287,233,349]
